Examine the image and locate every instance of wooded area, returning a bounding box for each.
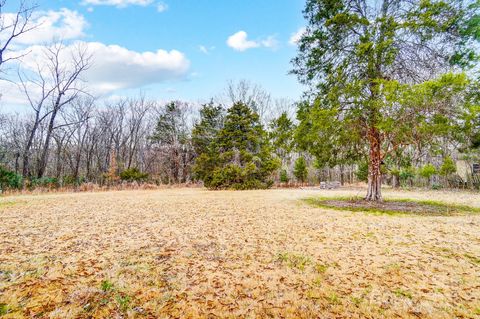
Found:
[0,0,479,202]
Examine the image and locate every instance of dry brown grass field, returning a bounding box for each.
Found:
[1,188,480,318]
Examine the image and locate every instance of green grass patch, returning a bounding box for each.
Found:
[393,288,413,299]
[100,279,114,292]
[303,196,480,216]
[0,200,20,208]
[0,303,10,315]
[314,263,328,274]
[276,252,311,271]
[115,294,131,312]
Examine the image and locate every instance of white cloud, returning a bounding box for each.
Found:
[0,8,88,46]
[261,36,279,49]
[81,0,167,11]
[0,81,30,107]
[227,31,259,51]
[157,2,168,12]
[86,42,189,93]
[198,45,215,55]
[226,31,278,52]
[9,41,190,97]
[289,27,306,45]
[0,6,187,109]
[199,45,208,54]
[81,0,154,8]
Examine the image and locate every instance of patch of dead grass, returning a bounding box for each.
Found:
[0,188,479,318]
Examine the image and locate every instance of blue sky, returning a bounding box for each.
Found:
[3,0,307,105]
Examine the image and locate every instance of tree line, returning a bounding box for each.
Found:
[0,0,479,200]
[0,77,305,190]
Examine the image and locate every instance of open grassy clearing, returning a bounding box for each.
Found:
[1,188,480,318]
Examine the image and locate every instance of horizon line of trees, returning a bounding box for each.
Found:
[1,0,480,196]
[1,88,479,192]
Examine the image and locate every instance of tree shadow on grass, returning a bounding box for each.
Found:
[304,197,480,216]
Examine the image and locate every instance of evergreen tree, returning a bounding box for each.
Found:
[294,156,308,183]
[419,164,437,186]
[279,169,289,183]
[151,102,189,146]
[269,112,296,182]
[150,102,192,183]
[440,156,457,177]
[292,0,479,201]
[192,102,224,155]
[269,112,295,162]
[193,102,278,189]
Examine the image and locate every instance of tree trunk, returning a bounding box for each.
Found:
[365,127,382,201]
[37,102,61,178]
[392,175,399,188]
[340,165,345,186]
[14,152,20,173]
[22,115,41,177]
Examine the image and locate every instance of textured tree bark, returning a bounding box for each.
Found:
[37,105,59,178]
[22,115,41,177]
[365,127,382,201]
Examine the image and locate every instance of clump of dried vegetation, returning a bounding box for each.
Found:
[0,187,479,318]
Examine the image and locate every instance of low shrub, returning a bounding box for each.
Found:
[119,168,149,182]
[399,166,415,187]
[0,166,23,191]
[440,156,456,177]
[29,177,58,189]
[419,164,437,179]
[63,175,86,186]
[207,163,272,190]
[294,157,308,183]
[279,169,289,183]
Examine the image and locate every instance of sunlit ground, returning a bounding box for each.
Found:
[1,188,479,318]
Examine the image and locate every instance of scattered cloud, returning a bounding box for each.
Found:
[81,0,154,8]
[0,4,187,106]
[198,45,215,55]
[10,41,190,96]
[0,8,88,46]
[289,27,306,45]
[87,42,190,93]
[0,81,30,107]
[199,45,208,54]
[261,36,279,50]
[226,31,278,52]
[227,31,259,51]
[81,0,168,11]
[156,2,168,12]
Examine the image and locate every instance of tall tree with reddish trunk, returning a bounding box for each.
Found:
[292,0,479,201]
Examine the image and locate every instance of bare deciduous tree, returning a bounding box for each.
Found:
[36,43,91,178]
[221,79,272,123]
[0,0,37,69]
